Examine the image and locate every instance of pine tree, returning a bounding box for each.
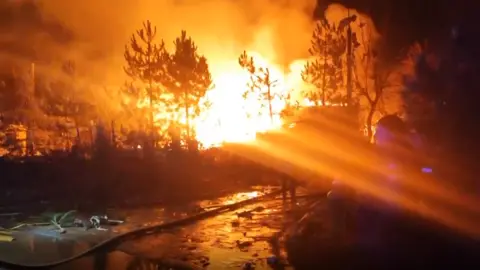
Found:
[165,30,212,149]
[302,20,351,106]
[61,60,84,147]
[239,51,280,124]
[124,20,169,141]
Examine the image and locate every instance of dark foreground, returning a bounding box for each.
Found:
[0,151,479,270]
[1,188,477,270]
[287,203,480,270]
[0,149,285,212]
[0,188,296,269]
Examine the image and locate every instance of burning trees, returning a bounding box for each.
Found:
[124,20,169,147]
[238,51,279,125]
[354,23,404,141]
[56,60,95,149]
[124,23,212,151]
[302,19,353,106]
[165,30,213,150]
[301,13,405,142]
[0,64,43,156]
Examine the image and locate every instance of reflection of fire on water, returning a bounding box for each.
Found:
[223,191,261,205]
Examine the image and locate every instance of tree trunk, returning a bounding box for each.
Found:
[322,31,327,106]
[149,96,154,133]
[65,116,71,151]
[89,124,94,147]
[75,119,81,144]
[26,122,34,156]
[148,81,155,149]
[366,108,374,142]
[267,84,273,124]
[110,120,116,147]
[366,98,380,142]
[184,92,191,148]
[346,27,353,106]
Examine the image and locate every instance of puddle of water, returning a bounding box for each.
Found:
[191,201,285,266]
[108,195,290,269]
[58,203,285,269]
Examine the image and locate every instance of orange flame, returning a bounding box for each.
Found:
[138,52,311,148]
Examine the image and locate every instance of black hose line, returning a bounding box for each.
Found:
[0,189,287,270]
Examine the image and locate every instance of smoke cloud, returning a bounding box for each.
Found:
[37,0,317,87]
[324,4,381,54]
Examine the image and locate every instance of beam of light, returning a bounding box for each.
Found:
[224,115,480,239]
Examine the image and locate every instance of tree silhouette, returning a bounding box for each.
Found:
[8,65,39,124]
[165,30,212,149]
[120,82,148,128]
[124,20,169,141]
[37,61,96,151]
[0,64,42,155]
[0,70,27,123]
[402,42,445,142]
[354,23,403,141]
[302,20,351,105]
[60,60,83,146]
[239,51,280,124]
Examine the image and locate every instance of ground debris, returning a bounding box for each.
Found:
[237,210,254,219]
[252,206,266,212]
[236,240,253,249]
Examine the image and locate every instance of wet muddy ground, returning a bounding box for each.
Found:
[57,189,304,269]
[117,198,291,269]
[2,185,479,270]
[1,187,311,269]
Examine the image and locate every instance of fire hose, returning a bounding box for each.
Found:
[0,189,291,269]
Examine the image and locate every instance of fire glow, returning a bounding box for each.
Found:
[137,52,311,148]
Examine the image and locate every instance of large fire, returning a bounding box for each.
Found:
[194,52,302,147]
[35,0,355,149]
[143,52,310,148]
